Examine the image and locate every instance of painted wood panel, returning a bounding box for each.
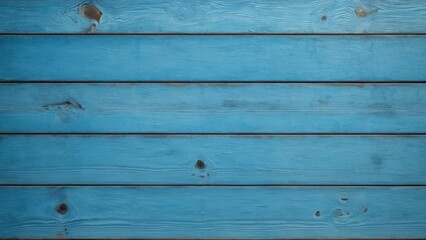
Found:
[1,135,426,185]
[1,0,426,33]
[1,83,425,133]
[1,1,425,239]
[1,187,425,239]
[1,36,426,81]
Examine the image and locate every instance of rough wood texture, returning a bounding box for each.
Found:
[0,0,426,33]
[1,1,425,239]
[1,83,425,133]
[1,187,425,239]
[1,135,425,185]
[1,36,426,81]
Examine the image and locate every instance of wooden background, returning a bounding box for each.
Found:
[0,0,425,239]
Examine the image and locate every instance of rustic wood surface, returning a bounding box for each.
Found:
[1,83,425,133]
[1,135,425,185]
[1,0,426,33]
[1,187,426,239]
[0,1,425,239]
[1,36,426,81]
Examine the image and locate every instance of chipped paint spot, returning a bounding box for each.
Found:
[332,208,351,223]
[355,6,368,17]
[87,23,96,33]
[43,98,84,111]
[81,4,102,23]
[355,6,378,18]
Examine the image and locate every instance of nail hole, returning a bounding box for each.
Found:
[315,210,321,217]
[321,15,327,21]
[57,203,68,214]
[341,197,349,201]
[195,160,205,169]
[364,208,368,213]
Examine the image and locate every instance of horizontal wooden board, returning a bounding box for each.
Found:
[1,187,425,239]
[0,83,425,133]
[1,0,426,33]
[1,135,426,185]
[1,36,426,81]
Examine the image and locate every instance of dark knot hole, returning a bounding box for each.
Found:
[57,203,68,214]
[315,210,321,217]
[195,160,206,169]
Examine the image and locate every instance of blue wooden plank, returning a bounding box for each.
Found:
[1,187,425,239]
[1,135,425,185]
[1,0,426,33]
[1,36,426,81]
[0,83,425,133]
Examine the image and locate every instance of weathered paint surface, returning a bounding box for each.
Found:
[1,36,426,81]
[1,0,426,33]
[0,1,425,239]
[1,187,426,238]
[0,83,425,133]
[1,135,425,184]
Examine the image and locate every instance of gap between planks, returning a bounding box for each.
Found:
[2,184,426,187]
[0,238,418,240]
[2,81,426,84]
[1,133,426,136]
[2,32,426,36]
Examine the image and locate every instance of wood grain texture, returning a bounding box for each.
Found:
[1,187,426,239]
[1,0,426,33]
[1,35,426,81]
[1,83,425,133]
[1,135,426,185]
